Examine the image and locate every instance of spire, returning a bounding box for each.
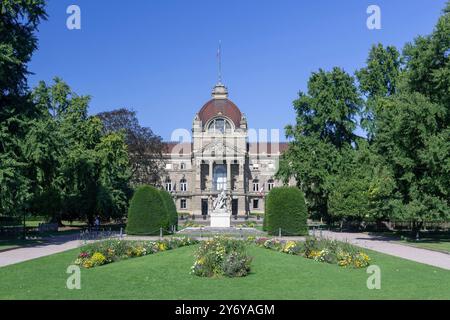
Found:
[217,40,222,84]
[212,41,228,99]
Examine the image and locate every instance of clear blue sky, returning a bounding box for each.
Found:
[29,0,447,141]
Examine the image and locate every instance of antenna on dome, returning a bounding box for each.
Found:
[217,40,222,84]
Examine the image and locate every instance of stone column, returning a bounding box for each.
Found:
[239,159,245,192]
[209,160,214,191]
[226,161,231,191]
[195,159,201,192]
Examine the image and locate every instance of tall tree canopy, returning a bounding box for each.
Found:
[0,0,47,218]
[96,108,165,187]
[278,68,362,221]
[279,2,449,231]
[28,79,132,223]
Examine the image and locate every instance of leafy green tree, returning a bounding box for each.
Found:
[403,2,450,108]
[373,92,449,231]
[95,132,132,220]
[29,78,132,224]
[327,141,398,227]
[356,44,402,139]
[96,109,165,187]
[277,68,362,221]
[0,0,47,219]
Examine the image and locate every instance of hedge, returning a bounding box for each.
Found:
[265,187,308,236]
[160,190,178,230]
[126,185,169,235]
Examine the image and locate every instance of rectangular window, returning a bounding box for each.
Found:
[165,182,172,192]
[180,180,187,192]
[180,199,187,210]
[253,199,259,209]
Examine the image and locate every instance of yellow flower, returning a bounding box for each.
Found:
[83,259,94,268]
[91,252,107,266]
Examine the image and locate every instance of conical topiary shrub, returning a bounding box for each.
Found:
[265,187,308,236]
[126,185,169,235]
[160,190,178,231]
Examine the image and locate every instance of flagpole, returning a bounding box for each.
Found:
[218,40,222,84]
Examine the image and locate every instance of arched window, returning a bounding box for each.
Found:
[180,162,186,170]
[180,178,187,192]
[208,118,232,133]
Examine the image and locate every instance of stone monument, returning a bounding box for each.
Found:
[210,190,231,228]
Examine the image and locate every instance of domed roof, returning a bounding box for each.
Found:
[197,83,243,128]
[198,98,242,128]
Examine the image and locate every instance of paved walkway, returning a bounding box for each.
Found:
[313,231,450,271]
[0,234,82,268]
[1,231,450,270]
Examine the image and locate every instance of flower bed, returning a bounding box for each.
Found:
[75,237,198,268]
[191,236,252,278]
[253,237,371,268]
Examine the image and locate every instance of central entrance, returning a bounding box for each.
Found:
[213,164,227,191]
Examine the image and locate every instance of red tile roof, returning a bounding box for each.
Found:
[198,99,242,128]
[163,142,192,155]
[247,142,290,154]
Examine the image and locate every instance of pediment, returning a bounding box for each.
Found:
[196,140,245,157]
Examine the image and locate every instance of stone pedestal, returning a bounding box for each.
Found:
[210,210,231,228]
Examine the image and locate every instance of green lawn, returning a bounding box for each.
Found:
[0,245,449,300]
[367,231,450,255]
[400,240,450,254]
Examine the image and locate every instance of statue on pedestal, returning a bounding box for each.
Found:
[213,189,227,211]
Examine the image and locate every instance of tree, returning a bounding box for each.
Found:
[0,0,47,219]
[372,92,449,232]
[356,44,402,139]
[96,109,166,187]
[327,140,398,227]
[95,132,132,220]
[29,78,132,224]
[403,2,450,108]
[277,67,363,221]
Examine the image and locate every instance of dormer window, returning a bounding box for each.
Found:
[208,118,232,133]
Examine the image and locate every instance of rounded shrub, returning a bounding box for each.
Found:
[160,190,178,231]
[265,187,308,236]
[126,185,169,235]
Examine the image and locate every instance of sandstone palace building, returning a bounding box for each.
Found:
[163,82,290,216]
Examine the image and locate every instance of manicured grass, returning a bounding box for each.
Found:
[367,231,450,254]
[400,240,450,254]
[0,245,449,300]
